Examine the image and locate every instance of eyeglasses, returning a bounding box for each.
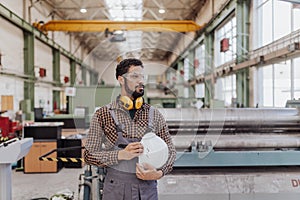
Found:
[123,72,147,81]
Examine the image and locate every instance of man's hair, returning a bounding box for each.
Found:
[115,58,143,80]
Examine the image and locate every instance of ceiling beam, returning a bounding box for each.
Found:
[33,20,204,33]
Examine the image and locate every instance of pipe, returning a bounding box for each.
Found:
[172,134,300,149]
[158,108,300,123]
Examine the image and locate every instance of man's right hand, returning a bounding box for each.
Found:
[118,142,144,160]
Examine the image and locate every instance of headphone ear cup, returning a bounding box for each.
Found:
[135,97,144,109]
[119,96,133,110]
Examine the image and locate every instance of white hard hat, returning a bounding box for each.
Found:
[139,132,169,169]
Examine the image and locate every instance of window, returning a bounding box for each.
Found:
[254,0,294,49]
[194,44,205,98]
[293,57,300,100]
[274,61,291,107]
[214,74,236,107]
[292,5,300,30]
[261,65,274,107]
[253,0,299,107]
[195,84,204,98]
[194,44,205,76]
[214,16,237,67]
[258,61,292,107]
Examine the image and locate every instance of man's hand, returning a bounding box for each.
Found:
[136,163,163,180]
[118,142,143,160]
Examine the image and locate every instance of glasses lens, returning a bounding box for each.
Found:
[124,73,146,81]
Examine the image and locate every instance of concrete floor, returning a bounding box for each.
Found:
[12,167,84,200]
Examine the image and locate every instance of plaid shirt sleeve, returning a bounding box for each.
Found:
[154,108,176,175]
[84,107,119,167]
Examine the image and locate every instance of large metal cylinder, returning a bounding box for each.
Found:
[158,108,300,135]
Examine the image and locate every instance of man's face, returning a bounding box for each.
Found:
[119,65,146,98]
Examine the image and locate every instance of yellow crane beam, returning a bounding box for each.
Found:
[33,20,204,33]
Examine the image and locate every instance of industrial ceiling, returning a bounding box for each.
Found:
[34,0,206,62]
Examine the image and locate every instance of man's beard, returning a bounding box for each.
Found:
[132,87,144,99]
[124,79,144,99]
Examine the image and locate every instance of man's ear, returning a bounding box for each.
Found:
[118,76,124,85]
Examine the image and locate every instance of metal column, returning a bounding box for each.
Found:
[23,31,35,111]
[204,33,214,107]
[52,48,61,109]
[81,65,87,86]
[236,0,250,107]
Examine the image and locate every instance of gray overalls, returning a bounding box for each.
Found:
[102,106,158,200]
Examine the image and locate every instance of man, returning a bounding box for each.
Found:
[84,58,176,200]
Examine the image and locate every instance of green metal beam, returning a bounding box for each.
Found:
[23,31,35,111]
[70,59,76,86]
[52,49,61,87]
[90,71,98,86]
[204,33,214,106]
[82,66,87,86]
[236,69,249,107]
[67,59,76,114]
[188,52,195,98]
[236,0,250,107]
[52,48,61,111]
[53,90,60,111]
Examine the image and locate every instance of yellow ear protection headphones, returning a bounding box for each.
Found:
[119,96,144,110]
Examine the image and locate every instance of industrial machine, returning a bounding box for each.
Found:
[158,107,300,200]
[0,111,22,141]
[78,107,300,199]
[0,138,33,200]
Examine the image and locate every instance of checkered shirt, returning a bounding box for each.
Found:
[84,101,176,175]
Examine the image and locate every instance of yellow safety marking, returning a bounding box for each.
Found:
[40,157,85,162]
[61,158,68,162]
[70,158,78,162]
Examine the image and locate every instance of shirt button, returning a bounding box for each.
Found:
[110,179,114,183]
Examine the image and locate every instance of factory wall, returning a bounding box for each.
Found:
[33,39,53,110]
[0,1,98,115]
[0,15,24,115]
[34,40,52,83]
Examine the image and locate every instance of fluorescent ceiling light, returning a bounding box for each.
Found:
[158,8,165,14]
[114,30,124,34]
[80,8,87,13]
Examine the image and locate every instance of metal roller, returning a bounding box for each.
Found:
[172,134,300,149]
[158,108,300,135]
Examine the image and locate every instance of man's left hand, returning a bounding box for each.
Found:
[136,163,163,180]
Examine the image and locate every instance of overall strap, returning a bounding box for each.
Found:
[147,106,155,133]
[106,104,123,132]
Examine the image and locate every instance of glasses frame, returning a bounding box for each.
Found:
[122,72,147,81]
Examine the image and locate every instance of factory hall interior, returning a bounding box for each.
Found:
[1,0,300,199]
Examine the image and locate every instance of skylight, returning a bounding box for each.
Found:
[104,0,143,57]
[104,0,143,21]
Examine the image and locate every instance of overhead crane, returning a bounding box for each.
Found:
[33,20,204,33]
